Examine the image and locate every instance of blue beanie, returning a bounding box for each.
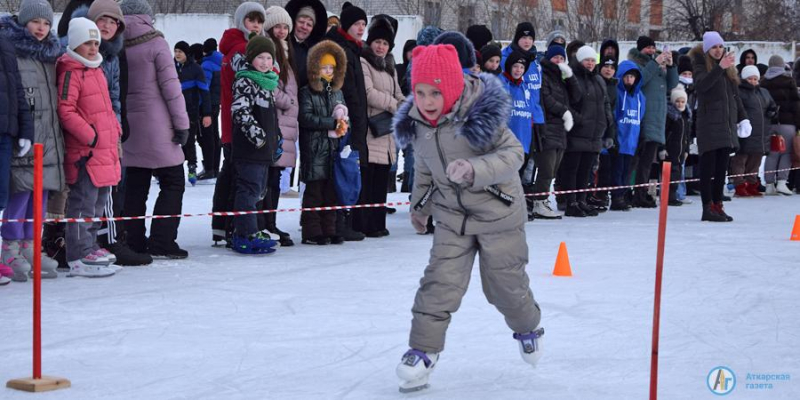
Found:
[545,44,567,61]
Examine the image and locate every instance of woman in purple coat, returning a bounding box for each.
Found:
[119,0,190,258]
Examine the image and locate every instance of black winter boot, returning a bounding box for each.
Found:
[337,211,365,241]
[43,222,67,270]
[565,202,587,217]
[701,203,727,222]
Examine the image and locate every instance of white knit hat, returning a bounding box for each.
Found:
[741,65,760,80]
[264,6,293,34]
[68,17,101,51]
[670,85,688,103]
[576,45,597,62]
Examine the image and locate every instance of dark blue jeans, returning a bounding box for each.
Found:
[612,154,633,198]
[234,161,269,237]
[0,135,12,211]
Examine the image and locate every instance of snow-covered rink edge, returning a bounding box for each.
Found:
[2,184,798,399]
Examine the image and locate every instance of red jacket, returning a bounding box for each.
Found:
[220,28,248,145]
[56,53,121,187]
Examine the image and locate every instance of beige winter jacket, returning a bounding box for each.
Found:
[393,74,526,236]
[360,50,404,165]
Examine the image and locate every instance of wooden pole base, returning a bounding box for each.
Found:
[7,376,71,392]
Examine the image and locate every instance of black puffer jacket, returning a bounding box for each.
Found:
[737,81,777,154]
[568,61,614,153]
[0,38,33,140]
[325,28,368,155]
[298,40,347,182]
[539,59,581,151]
[689,44,746,154]
[759,74,800,127]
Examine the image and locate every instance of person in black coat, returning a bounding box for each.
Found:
[324,3,369,242]
[533,44,580,219]
[561,46,614,217]
[285,0,327,89]
[0,38,34,211]
[174,41,212,184]
[689,32,748,222]
[396,39,417,97]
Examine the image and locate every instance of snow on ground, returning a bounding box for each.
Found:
[2,182,799,399]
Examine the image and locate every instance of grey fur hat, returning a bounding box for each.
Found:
[119,0,154,19]
[233,2,267,37]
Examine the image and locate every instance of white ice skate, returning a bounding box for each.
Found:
[514,327,544,367]
[0,275,10,285]
[396,349,438,393]
[3,240,31,282]
[533,200,563,219]
[21,240,59,279]
[67,260,115,278]
[776,180,793,196]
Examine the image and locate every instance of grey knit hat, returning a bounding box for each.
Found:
[768,55,785,68]
[234,2,267,37]
[119,0,154,19]
[18,0,54,26]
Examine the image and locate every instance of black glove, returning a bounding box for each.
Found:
[173,129,189,146]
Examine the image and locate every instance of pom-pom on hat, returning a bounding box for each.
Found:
[411,44,465,117]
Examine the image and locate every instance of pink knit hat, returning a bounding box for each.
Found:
[411,44,465,116]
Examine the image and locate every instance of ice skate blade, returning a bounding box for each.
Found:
[399,380,429,393]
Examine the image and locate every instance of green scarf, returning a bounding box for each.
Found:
[235,69,279,91]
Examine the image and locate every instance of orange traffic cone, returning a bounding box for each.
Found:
[552,242,572,277]
[791,215,800,241]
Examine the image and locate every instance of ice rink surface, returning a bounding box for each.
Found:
[2,184,798,399]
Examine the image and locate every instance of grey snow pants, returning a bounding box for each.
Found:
[409,224,541,353]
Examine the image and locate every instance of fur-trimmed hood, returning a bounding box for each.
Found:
[0,15,65,63]
[627,47,654,66]
[58,5,124,60]
[306,40,347,92]
[688,44,739,84]
[393,73,511,150]
[285,0,327,44]
[667,103,690,121]
[361,46,395,76]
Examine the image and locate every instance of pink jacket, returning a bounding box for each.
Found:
[273,67,299,168]
[56,53,121,187]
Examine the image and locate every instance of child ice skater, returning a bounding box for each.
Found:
[392,44,544,393]
[57,18,121,277]
[230,34,283,254]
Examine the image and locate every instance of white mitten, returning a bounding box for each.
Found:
[562,110,574,132]
[17,138,31,157]
[658,149,667,161]
[557,62,573,79]
[410,211,428,234]
[737,119,752,138]
[446,159,474,185]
